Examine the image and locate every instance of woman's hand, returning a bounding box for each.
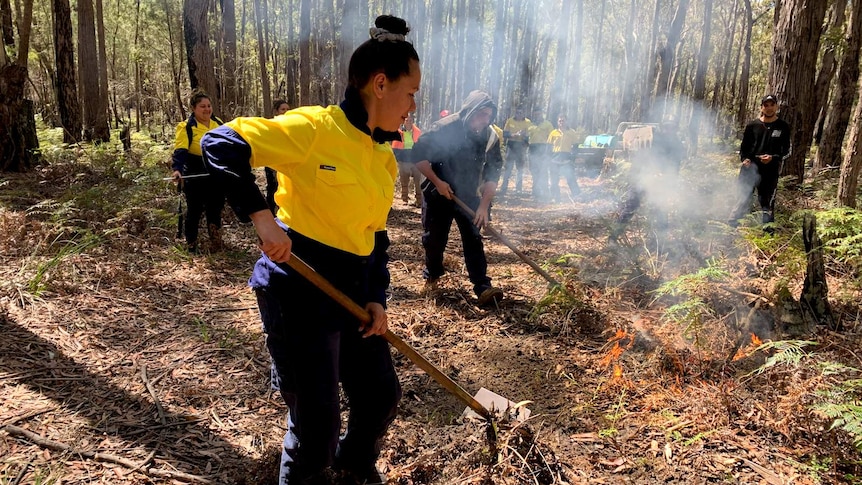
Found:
[172,170,182,183]
[361,302,388,337]
[250,210,292,262]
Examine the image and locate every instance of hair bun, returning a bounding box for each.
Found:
[374,15,409,36]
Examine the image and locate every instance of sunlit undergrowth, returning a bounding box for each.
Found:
[0,127,181,297]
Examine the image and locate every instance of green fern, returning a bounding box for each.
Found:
[813,378,862,450]
[743,340,819,377]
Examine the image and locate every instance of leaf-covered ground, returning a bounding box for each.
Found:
[1,136,861,484]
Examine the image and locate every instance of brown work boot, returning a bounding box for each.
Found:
[476,286,504,307]
[207,224,223,252]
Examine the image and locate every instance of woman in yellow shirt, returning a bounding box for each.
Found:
[170,91,225,252]
[201,15,420,485]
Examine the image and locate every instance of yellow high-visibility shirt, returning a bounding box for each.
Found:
[225,105,397,256]
[173,118,220,156]
[528,121,554,145]
[503,118,532,142]
[548,128,581,154]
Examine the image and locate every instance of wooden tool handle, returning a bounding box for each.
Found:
[283,254,492,420]
[450,195,563,289]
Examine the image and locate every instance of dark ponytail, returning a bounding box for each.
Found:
[347,15,420,89]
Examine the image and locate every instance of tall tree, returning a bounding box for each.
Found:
[810,1,845,152]
[94,0,110,138]
[298,0,310,105]
[0,0,37,170]
[768,0,828,182]
[52,0,82,143]
[735,0,753,131]
[689,0,713,155]
[837,79,862,207]
[183,0,220,113]
[253,0,271,116]
[653,0,691,120]
[77,0,109,142]
[816,0,862,172]
[220,0,237,118]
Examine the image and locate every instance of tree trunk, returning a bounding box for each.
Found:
[0,0,36,171]
[809,1,845,162]
[837,78,862,207]
[488,0,507,107]
[689,0,713,156]
[618,0,637,123]
[298,0,310,105]
[653,0,690,121]
[253,0,271,116]
[52,0,82,143]
[183,0,220,112]
[0,0,12,47]
[94,0,110,141]
[801,214,836,330]
[220,0,237,118]
[768,0,828,182]
[735,0,752,133]
[162,0,185,120]
[582,0,606,130]
[284,0,298,108]
[816,0,862,172]
[567,0,583,121]
[77,0,104,142]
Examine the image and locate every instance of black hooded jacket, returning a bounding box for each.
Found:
[412,91,503,199]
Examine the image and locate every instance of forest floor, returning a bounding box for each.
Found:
[1,132,861,484]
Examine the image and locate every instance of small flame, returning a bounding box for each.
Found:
[613,364,623,379]
[750,333,763,346]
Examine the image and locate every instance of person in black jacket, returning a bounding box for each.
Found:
[728,95,792,229]
[413,90,505,307]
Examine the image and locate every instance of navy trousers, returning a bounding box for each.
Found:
[421,194,492,296]
[254,236,400,484]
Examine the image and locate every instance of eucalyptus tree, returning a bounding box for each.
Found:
[53,0,82,143]
[0,0,37,170]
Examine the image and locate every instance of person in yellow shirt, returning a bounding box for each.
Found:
[547,114,581,202]
[201,15,420,485]
[170,91,225,252]
[500,106,531,195]
[391,112,423,206]
[527,108,554,202]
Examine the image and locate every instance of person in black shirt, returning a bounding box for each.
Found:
[413,90,505,307]
[728,95,791,229]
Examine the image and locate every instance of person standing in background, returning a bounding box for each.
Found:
[170,91,226,253]
[728,95,791,231]
[391,112,423,207]
[527,108,554,202]
[500,106,531,196]
[265,99,290,216]
[547,114,581,202]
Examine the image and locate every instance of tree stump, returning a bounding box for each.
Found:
[800,213,838,330]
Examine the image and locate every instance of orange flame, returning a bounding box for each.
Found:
[732,333,764,361]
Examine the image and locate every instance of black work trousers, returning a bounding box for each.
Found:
[182,175,225,244]
[421,194,492,296]
[729,163,779,224]
[500,141,528,194]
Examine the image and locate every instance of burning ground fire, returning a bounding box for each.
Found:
[600,329,635,385]
[732,333,764,361]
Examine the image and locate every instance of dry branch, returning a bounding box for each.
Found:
[2,425,214,483]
